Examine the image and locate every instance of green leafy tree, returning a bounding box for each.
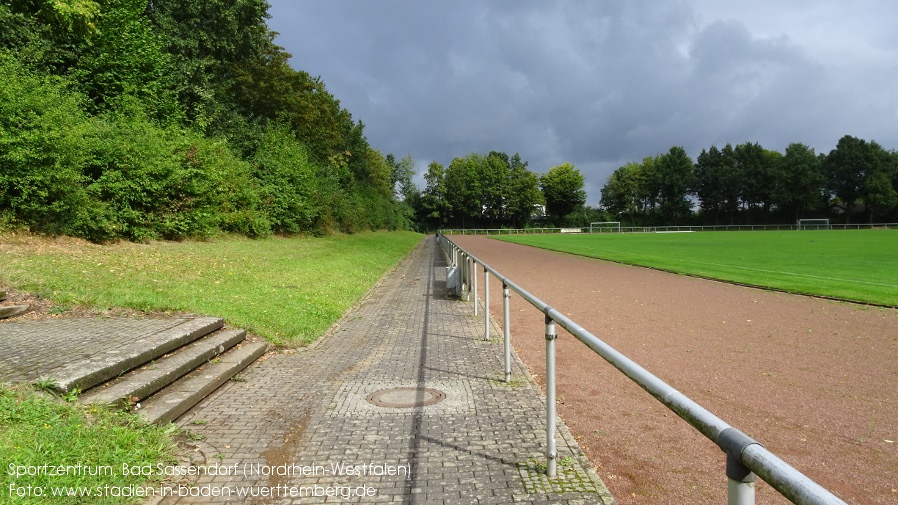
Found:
[540,162,586,225]
[564,205,610,227]
[144,0,272,124]
[33,0,101,36]
[1,0,404,240]
[443,154,483,227]
[823,135,898,223]
[226,42,349,165]
[505,154,543,227]
[636,156,661,219]
[600,162,642,219]
[888,151,898,221]
[735,142,773,215]
[694,144,739,223]
[0,0,101,73]
[390,154,417,202]
[479,152,511,225]
[415,152,540,230]
[362,148,394,199]
[72,0,180,120]
[416,161,449,230]
[770,143,825,222]
[251,123,318,234]
[601,157,669,225]
[863,170,897,222]
[2,0,178,120]
[655,146,695,224]
[861,144,898,222]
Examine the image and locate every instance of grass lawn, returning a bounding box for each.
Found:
[494,230,898,306]
[1,385,177,504]
[0,231,422,503]
[1,231,423,346]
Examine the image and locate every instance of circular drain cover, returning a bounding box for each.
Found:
[366,387,446,408]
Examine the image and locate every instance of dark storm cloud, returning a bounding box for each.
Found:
[267,1,898,203]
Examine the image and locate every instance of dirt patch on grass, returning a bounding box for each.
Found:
[0,288,187,321]
[451,235,898,505]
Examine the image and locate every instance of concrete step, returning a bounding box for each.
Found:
[48,317,224,393]
[79,329,247,408]
[137,340,269,425]
[0,305,29,320]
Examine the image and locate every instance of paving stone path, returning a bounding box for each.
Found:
[164,237,615,504]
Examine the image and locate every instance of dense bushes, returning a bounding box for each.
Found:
[1,0,413,241]
[0,52,93,236]
[251,125,318,234]
[0,52,409,242]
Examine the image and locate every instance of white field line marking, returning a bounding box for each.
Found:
[516,238,897,289]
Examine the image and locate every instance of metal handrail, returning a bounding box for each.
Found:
[437,232,849,505]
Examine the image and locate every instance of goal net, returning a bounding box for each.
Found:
[589,221,622,233]
[796,218,831,230]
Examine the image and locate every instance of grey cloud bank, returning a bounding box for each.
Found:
[267,1,898,204]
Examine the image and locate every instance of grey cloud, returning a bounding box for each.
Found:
[268,1,898,204]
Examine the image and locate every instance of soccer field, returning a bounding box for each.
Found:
[494,230,898,306]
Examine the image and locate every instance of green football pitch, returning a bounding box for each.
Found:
[494,230,898,307]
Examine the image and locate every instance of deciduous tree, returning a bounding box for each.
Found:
[735,142,773,214]
[694,144,739,222]
[540,162,586,225]
[825,135,868,223]
[505,154,543,228]
[655,147,694,224]
[770,143,824,222]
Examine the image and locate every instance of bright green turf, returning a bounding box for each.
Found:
[0,231,423,346]
[494,230,898,306]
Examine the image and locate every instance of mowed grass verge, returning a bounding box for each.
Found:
[1,231,423,346]
[495,230,898,306]
[1,385,178,504]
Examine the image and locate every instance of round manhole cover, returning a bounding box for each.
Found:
[366,387,446,408]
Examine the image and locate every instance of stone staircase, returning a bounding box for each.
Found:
[62,317,269,425]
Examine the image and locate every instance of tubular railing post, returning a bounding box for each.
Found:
[728,461,757,505]
[545,313,558,478]
[458,251,464,299]
[466,255,471,300]
[503,283,511,382]
[720,428,759,505]
[472,259,478,316]
[465,255,472,301]
[483,267,490,340]
[461,253,468,300]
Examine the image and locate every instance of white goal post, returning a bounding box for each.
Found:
[589,221,622,233]
[796,218,831,230]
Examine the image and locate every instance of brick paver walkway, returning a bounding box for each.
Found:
[163,237,615,504]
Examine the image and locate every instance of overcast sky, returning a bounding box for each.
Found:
[266,1,898,204]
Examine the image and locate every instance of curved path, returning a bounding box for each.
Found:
[450,235,898,505]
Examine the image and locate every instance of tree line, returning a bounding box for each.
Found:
[600,137,898,226]
[0,0,411,242]
[407,151,594,230]
[8,3,890,238]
